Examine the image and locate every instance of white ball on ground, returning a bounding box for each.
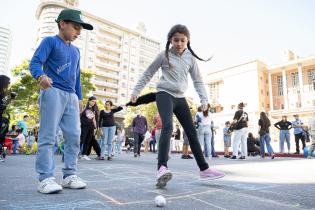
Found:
[155,195,166,207]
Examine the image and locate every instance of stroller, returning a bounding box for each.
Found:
[125,137,134,152]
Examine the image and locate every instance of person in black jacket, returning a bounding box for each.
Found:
[98,100,123,160]
[80,96,101,160]
[274,115,292,153]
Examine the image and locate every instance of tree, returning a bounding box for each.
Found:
[7,60,95,128]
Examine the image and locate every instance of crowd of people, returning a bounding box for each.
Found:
[0,8,314,195]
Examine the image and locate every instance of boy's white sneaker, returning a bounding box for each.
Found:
[62,175,86,189]
[37,177,62,194]
[81,155,91,160]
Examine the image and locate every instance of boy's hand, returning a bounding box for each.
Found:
[38,75,53,90]
[79,100,83,113]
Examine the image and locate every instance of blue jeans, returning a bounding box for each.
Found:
[260,133,274,157]
[279,130,290,153]
[100,126,116,157]
[35,87,80,181]
[198,125,212,158]
[12,139,18,154]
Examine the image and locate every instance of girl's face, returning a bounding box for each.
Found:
[171,32,188,55]
[89,100,96,107]
[105,102,112,109]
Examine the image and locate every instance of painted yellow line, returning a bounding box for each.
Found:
[91,189,123,205]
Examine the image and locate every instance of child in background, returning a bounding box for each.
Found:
[16,128,26,153]
[144,129,152,153]
[26,131,36,155]
[223,121,232,158]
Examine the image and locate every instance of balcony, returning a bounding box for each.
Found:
[94,90,118,98]
[97,34,122,45]
[95,70,119,80]
[97,43,121,54]
[95,61,120,72]
[96,53,121,63]
[99,27,122,37]
[93,80,119,89]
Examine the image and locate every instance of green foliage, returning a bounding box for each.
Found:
[7,60,95,128]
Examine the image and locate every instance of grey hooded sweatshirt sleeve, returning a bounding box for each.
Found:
[131,48,208,106]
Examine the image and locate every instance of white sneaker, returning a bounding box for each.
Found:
[62,175,86,189]
[81,155,91,160]
[37,177,62,194]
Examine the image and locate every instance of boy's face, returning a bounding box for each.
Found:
[60,21,82,42]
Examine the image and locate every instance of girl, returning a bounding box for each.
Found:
[130,24,225,188]
[99,100,123,161]
[197,104,212,160]
[259,112,275,159]
[80,96,101,160]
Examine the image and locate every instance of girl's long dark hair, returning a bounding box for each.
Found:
[202,104,211,117]
[84,96,99,123]
[0,75,10,97]
[260,112,271,128]
[165,24,212,66]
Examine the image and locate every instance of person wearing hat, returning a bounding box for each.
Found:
[29,9,93,194]
[291,114,306,154]
[230,102,249,160]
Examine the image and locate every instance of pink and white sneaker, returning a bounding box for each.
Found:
[200,168,225,179]
[156,165,172,188]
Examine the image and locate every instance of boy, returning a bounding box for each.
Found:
[30,9,93,194]
[223,121,232,158]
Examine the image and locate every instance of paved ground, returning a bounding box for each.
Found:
[0,153,315,210]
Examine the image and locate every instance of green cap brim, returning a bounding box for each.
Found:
[55,19,93,30]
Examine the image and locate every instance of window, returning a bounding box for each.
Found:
[277,76,283,96]
[308,69,315,91]
[291,72,299,87]
[209,82,219,103]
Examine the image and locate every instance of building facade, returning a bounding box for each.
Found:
[207,50,315,145]
[35,0,161,119]
[0,26,12,76]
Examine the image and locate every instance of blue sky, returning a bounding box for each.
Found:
[1,0,315,72]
